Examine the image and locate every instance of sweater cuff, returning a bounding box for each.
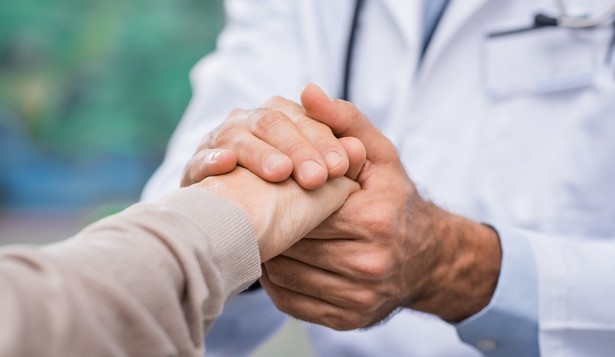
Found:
[156,187,261,296]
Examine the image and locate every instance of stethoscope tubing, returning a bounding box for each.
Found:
[556,1,615,28]
[341,0,615,99]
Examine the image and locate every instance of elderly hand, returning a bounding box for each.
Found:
[182,92,367,263]
[181,92,366,190]
[257,85,502,328]
[187,84,502,329]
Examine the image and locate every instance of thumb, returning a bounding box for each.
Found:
[338,136,366,180]
[300,83,396,161]
[181,148,238,187]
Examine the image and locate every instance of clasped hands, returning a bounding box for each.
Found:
[185,84,502,330]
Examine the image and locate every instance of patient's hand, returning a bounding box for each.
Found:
[194,167,360,262]
[182,92,367,262]
[181,93,366,189]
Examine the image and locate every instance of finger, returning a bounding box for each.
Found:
[245,109,329,189]
[260,267,368,331]
[264,96,350,178]
[298,120,349,178]
[281,238,374,277]
[301,83,397,162]
[264,255,379,311]
[205,123,294,183]
[338,136,366,180]
[181,149,237,187]
[300,83,373,137]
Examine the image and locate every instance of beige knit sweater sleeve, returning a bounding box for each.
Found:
[0,187,261,357]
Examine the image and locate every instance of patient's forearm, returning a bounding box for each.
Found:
[0,188,261,356]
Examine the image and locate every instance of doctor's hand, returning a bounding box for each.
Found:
[184,84,502,328]
[255,85,503,329]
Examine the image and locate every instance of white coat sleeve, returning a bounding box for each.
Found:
[456,226,539,356]
[458,225,615,357]
[530,233,615,356]
[141,0,309,354]
[141,0,309,200]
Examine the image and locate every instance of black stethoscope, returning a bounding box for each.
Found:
[341,0,615,100]
[491,2,615,37]
[341,0,365,101]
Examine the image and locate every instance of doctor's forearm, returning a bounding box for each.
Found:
[405,207,502,322]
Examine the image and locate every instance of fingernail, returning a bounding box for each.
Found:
[324,90,334,101]
[317,84,334,101]
[264,154,288,174]
[207,150,222,162]
[301,160,324,181]
[305,83,333,101]
[324,151,342,168]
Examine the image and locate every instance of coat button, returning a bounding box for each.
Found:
[475,339,497,352]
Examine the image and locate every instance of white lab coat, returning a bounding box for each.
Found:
[143,0,615,355]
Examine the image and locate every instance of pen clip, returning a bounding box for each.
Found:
[488,14,558,38]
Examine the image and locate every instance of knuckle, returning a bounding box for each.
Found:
[265,270,285,287]
[197,130,216,150]
[225,108,246,121]
[284,139,312,157]
[299,122,341,151]
[350,290,379,310]
[329,313,366,331]
[254,110,289,134]
[212,123,243,147]
[264,95,288,107]
[297,119,332,137]
[263,263,285,285]
[351,253,391,280]
[362,203,398,239]
[264,261,300,290]
[206,108,252,148]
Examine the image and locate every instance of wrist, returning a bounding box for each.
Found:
[407,208,502,322]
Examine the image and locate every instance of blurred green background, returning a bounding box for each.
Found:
[0,0,224,211]
[0,3,316,354]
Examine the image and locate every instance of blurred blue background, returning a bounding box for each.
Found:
[0,0,223,216]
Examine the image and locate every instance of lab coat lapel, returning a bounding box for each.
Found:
[419,0,490,79]
[379,0,421,50]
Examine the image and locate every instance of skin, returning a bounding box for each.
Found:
[184,96,367,262]
[185,84,502,328]
[187,95,360,190]
[194,166,362,263]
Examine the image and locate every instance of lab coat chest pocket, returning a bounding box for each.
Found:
[479,70,615,239]
[482,0,615,98]
[483,26,604,98]
[475,6,615,237]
